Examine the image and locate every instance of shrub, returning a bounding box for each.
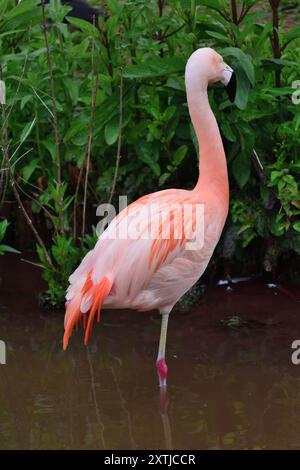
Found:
[0,0,299,305]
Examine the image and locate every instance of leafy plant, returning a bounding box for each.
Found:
[37,228,98,308]
[1,0,300,306]
[0,220,20,256]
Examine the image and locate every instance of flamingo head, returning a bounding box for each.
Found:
[185,47,236,102]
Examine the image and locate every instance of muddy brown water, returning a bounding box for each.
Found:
[1,255,300,450]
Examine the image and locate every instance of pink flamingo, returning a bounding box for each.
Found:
[63,48,236,388]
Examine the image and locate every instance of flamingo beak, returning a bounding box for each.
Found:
[222,65,236,103]
[226,71,236,103]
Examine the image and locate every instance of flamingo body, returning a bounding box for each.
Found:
[63,48,235,386]
[64,187,227,346]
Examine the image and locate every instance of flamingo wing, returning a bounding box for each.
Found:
[63,188,203,347]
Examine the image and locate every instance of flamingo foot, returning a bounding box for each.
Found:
[159,385,170,415]
[156,358,168,388]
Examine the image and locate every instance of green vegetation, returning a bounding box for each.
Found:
[0,0,300,306]
[0,219,20,256]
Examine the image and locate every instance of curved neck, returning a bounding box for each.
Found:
[186,76,229,198]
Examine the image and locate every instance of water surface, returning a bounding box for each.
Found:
[1,255,300,450]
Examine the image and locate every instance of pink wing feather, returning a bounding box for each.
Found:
[63,188,224,348]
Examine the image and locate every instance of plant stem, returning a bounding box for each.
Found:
[211,7,231,23]
[0,64,7,211]
[41,0,65,235]
[81,16,100,243]
[0,148,8,212]
[15,178,54,222]
[108,29,124,206]
[269,0,281,87]
[160,23,185,41]
[238,1,255,23]
[1,29,31,134]
[158,0,164,17]
[72,161,84,239]
[34,105,46,178]
[157,0,165,57]
[97,18,113,78]
[1,102,53,267]
[231,0,238,24]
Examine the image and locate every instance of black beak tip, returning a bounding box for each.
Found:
[226,71,237,103]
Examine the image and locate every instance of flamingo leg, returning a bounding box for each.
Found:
[156,313,170,388]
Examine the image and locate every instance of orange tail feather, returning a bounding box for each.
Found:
[63,276,112,350]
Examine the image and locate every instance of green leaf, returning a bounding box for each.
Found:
[20,95,32,110]
[234,65,251,110]
[94,85,134,134]
[104,118,119,146]
[139,142,161,176]
[242,232,256,247]
[221,121,236,142]
[293,222,300,233]
[262,58,296,68]
[0,29,26,38]
[270,214,289,236]
[0,219,9,242]
[221,47,255,86]
[190,123,199,155]
[124,56,186,79]
[253,22,273,55]
[163,106,176,122]
[3,0,39,21]
[158,172,171,186]
[0,0,9,18]
[2,0,40,31]
[206,30,231,44]
[23,159,40,183]
[269,170,281,185]
[66,16,98,35]
[64,118,88,142]
[0,244,21,254]
[20,117,36,143]
[139,155,161,176]
[283,26,300,47]
[232,152,251,188]
[172,145,188,166]
[42,139,56,161]
[200,0,224,8]
[64,78,80,105]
